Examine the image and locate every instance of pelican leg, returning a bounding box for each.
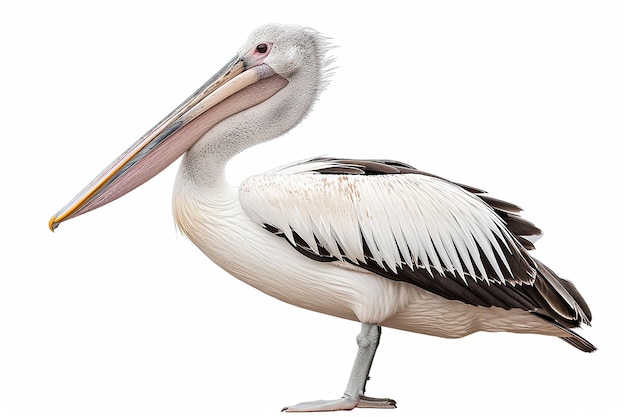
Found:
[282,323,396,412]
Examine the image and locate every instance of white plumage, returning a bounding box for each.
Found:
[171,164,546,333]
[240,164,519,282]
[50,23,595,412]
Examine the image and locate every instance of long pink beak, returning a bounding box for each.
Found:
[49,54,287,231]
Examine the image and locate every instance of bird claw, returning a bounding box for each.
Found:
[282,394,396,412]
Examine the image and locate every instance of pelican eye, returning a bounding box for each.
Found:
[256,43,268,54]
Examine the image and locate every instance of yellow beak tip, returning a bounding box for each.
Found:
[48,216,59,232]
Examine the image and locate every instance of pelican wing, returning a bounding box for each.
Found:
[239,158,590,326]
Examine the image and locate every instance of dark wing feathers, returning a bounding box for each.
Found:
[531,312,596,352]
[478,195,523,213]
[533,259,592,325]
[479,196,542,250]
[357,259,541,311]
[264,157,594,351]
[311,157,541,248]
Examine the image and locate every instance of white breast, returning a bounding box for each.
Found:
[172,178,418,325]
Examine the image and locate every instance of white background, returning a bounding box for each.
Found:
[1,1,623,416]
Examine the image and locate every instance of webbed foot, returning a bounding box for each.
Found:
[282,394,396,412]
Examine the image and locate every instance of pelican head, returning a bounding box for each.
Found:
[49,23,333,230]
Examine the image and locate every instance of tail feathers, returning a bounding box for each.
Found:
[532,312,597,352]
[529,259,595,352]
[561,335,597,353]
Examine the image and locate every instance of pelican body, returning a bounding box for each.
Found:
[50,24,594,411]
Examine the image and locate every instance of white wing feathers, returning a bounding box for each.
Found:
[239,171,521,285]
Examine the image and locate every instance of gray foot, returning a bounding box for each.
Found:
[282,394,396,412]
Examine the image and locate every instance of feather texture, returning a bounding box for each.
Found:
[239,158,593,342]
[241,158,534,284]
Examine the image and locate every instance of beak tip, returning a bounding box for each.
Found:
[48,216,59,232]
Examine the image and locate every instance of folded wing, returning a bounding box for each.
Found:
[239,158,592,336]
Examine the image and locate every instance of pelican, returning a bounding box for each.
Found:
[49,23,595,412]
